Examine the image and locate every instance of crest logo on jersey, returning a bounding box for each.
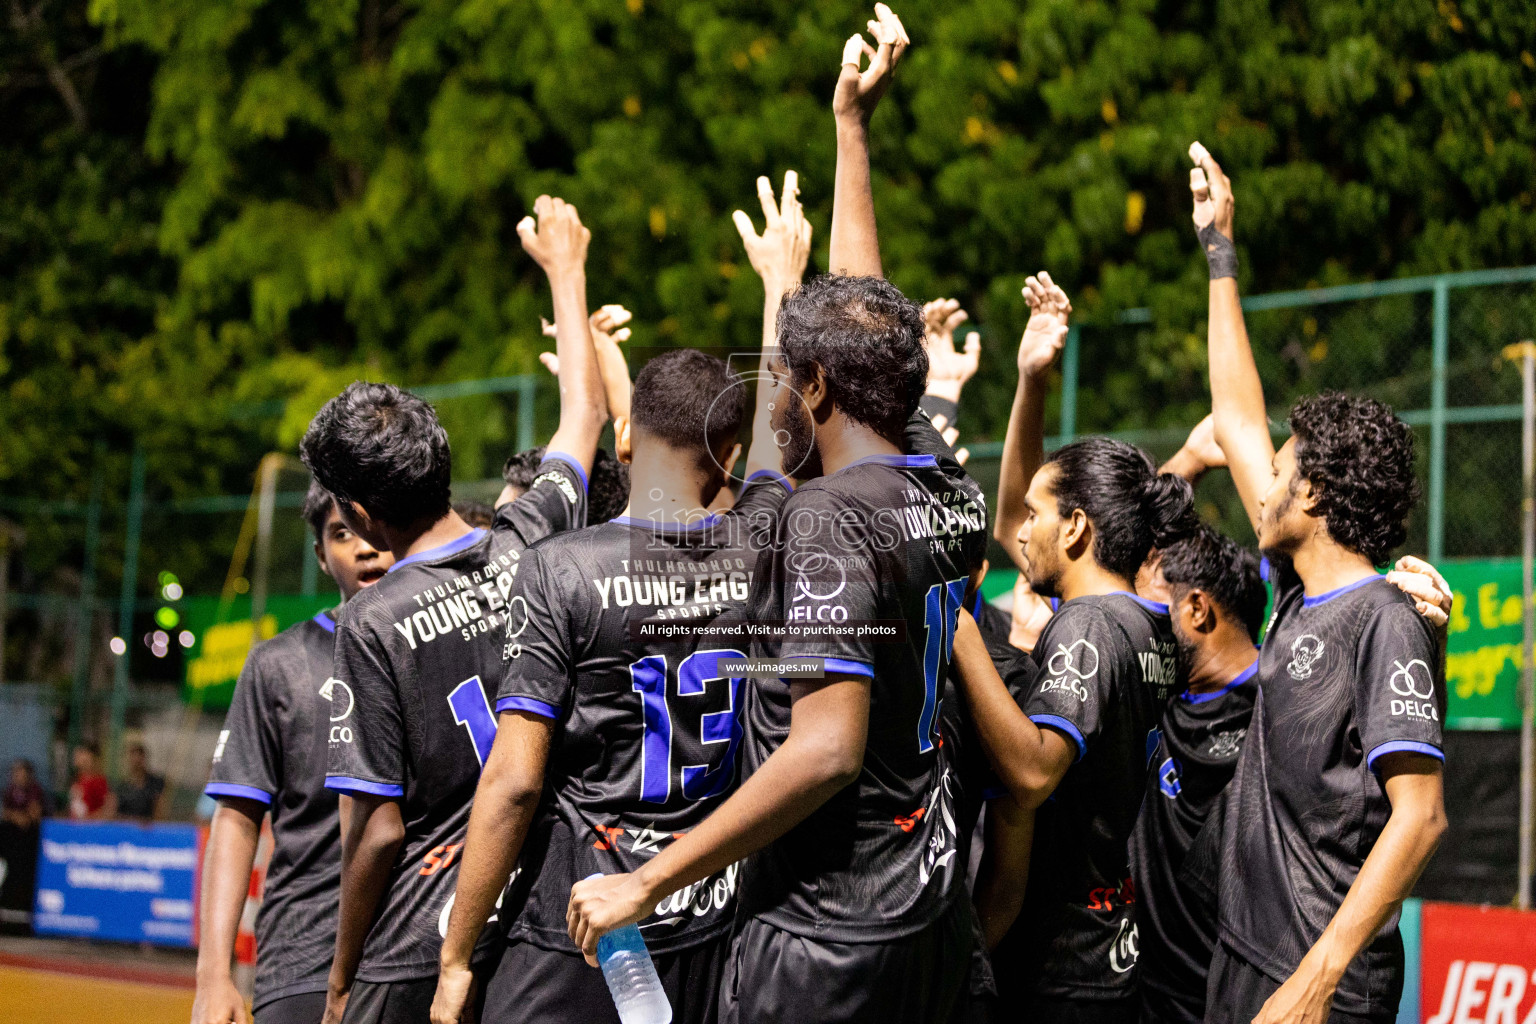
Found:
[1208,729,1246,758]
[319,678,354,722]
[1287,634,1326,680]
[1047,639,1100,679]
[1109,918,1139,974]
[1389,659,1436,700]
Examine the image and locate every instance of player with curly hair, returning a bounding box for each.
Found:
[1188,142,1447,1024]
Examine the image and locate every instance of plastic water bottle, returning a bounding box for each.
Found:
[586,875,672,1024]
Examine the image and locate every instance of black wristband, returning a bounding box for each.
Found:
[1198,223,1238,280]
[920,394,959,427]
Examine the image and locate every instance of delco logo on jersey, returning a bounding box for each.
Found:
[1389,658,1440,720]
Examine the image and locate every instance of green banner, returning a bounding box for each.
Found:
[181,595,335,710]
[1443,558,1530,730]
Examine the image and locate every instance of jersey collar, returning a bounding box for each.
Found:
[387,528,487,573]
[312,610,337,633]
[839,453,939,473]
[1108,590,1169,615]
[1301,574,1383,607]
[610,513,723,531]
[1180,656,1259,704]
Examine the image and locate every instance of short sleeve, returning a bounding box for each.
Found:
[1356,601,1445,774]
[325,624,407,798]
[496,545,574,721]
[1021,606,1124,761]
[206,653,280,805]
[776,487,878,676]
[493,455,589,551]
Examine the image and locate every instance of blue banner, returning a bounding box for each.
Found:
[32,819,200,946]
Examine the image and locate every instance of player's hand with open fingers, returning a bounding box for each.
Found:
[1188,141,1234,241]
[832,3,909,125]
[1017,271,1071,379]
[517,195,591,278]
[733,170,813,296]
[923,298,981,403]
[1386,555,1453,630]
[191,976,250,1024]
[539,305,633,377]
[567,872,654,968]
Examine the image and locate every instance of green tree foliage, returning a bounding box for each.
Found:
[4,0,1536,569]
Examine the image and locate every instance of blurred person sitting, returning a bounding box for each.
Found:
[115,741,166,822]
[68,742,114,820]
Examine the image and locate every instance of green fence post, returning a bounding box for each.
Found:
[517,374,537,454]
[1060,325,1080,443]
[107,442,145,777]
[68,441,105,749]
[1429,279,1449,562]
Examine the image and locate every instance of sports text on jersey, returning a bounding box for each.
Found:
[390,548,522,649]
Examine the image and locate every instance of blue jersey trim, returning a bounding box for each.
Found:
[842,453,939,472]
[204,782,273,805]
[542,451,589,491]
[388,528,487,573]
[1109,590,1169,615]
[746,469,794,493]
[1366,740,1445,773]
[981,785,1007,802]
[496,695,561,720]
[1259,556,1271,583]
[1030,714,1087,762]
[611,513,723,531]
[1180,657,1260,704]
[1049,597,1060,612]
[324,776,405,798]
[312,611,336,633]
[784,656,875,678]
[1302,574,1383,607]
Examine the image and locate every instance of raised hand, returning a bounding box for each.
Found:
[517,195,590,279]
[733,170,813,297]
[1018,271,1072,379]
[1189,141,1234,241]
[1386,555,1453,630]
[539,305,633,377]
[832,3,909,126]
[922,298,981,404]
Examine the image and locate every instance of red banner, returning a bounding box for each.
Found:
[1422,902,1536,1024]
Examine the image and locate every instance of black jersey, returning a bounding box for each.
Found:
[495,473,790,956]
[1129,659,1257,1012]
[325,454,587,982]
[739,415,989,942]
[1217,565,1444,1016]
[994,591,1179,1002]
[206,612,341,1010]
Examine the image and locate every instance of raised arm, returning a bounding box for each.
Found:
[539,305,633,424]
[828,4,908,277]
[733,170,812,478]
[1159,414,1227,485]
[951,613,1075,808]
[1190,143,1269,533]
[519,196,607,475]
[919,298,981,431]
[994,273,1071,570]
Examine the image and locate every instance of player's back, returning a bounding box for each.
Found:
[742,434,988,941]
[497,474,788,955]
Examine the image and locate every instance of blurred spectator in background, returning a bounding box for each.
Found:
[452,499,495,529]
[1,759,44,932]
[116,742,166,822]
[68,743,114,820]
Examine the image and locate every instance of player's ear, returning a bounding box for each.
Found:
[1188,589,1213,632]
[720,442,742,479]
[803,363,832,421]
[1061,508,1090,558]
[615,417,633,464]
[313,540,332,580]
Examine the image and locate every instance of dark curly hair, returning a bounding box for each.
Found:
[1044,437,1198,582]
[1158,525,1267,642]
[300,382,452,529]
[503,446,631,523]
[1288,392,1419,565]
[631,348,747,467]
[776,274,928,442]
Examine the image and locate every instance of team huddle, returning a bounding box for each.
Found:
[192,7,1455,1024]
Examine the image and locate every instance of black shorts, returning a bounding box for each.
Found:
[343,959,498,1024]
[1204,943,1394,1024]
[1008,994,1137,1024]
[1138,983,1202,1024]
[481,934,728,1024]
[719,898,973,1024]
[255,990,327,1024]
